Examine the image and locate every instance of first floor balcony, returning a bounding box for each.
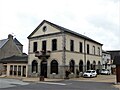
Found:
[35,50,51,59]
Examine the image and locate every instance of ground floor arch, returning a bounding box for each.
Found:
[41,60,47,78]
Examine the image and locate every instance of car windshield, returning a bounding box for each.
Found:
[102,69,109,71]
[86,71,91,73]
[102,69,106,71]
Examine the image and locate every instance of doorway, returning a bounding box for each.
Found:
[41,60,47,78]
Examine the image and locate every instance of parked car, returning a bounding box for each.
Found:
[100,69,110,75]
[83,70,97,78]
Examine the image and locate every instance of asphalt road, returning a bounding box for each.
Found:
[0,79,119,90]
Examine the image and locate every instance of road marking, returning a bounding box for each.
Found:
[39,82,72,86]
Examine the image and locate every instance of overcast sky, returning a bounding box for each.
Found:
[0,0,120,53]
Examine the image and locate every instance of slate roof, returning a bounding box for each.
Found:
[0,55,28,63]
[14,38,23,46]
[0,37,22,49]
[113,56,120,65]
[0,39,9,48]
[28,20,103,45]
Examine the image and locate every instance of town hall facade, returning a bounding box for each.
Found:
[27,20,102,79]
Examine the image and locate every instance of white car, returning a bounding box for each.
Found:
[83,70,97,78]
[100,69,110,75]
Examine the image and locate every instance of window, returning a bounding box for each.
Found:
[32,60,38,73]
[70,60,75,73]
[98,47,100,56]
[33,42,37,52]
[51,60,58,74]
[42,40,46,51]
[10,65,13,75]
[93,46,95,55]
[52,39,57,51]
[98,61,101,69]
[43,26,47,32]
[22,66,26,77]
[18,66,21,76]
[14,65,17,75]
[79,42,83,53]
[87,44,89,54]
[79,60,83,72]
[70,40,74,51]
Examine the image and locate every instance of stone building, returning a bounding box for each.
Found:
[102,51,111,72]
[107,50,120,74]
[0,34,22,59]
[27,20,103,79]
[0,34,28,77]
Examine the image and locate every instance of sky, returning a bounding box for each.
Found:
[0,0,120,54]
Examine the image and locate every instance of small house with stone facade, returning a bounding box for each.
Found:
[0,34,28,77]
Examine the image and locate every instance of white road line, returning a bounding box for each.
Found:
[39,82,72,86]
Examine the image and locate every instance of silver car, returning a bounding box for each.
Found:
[101,69,110,75]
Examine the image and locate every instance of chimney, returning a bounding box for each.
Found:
[8,34,13,40]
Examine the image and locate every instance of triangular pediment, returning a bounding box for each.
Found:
[28,20,61,38]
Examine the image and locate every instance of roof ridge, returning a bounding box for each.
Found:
[14,38,23,46]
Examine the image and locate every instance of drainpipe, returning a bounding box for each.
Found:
[62,30,66,79]
[84,39,86,71]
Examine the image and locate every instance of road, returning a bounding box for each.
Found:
[0,78,119,90]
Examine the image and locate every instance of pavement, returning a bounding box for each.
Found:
[0,75,120,89]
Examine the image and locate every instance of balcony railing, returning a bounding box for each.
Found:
[35,50,51,59]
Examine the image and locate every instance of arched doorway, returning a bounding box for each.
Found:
[41,60,47,78]
[87,60,90,70]
[93,61,96,70]
[70,60,75,73]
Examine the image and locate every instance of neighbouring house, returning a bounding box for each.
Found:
[0,34,28,77]
[0,34,22,59]
[102,51,112,73]
[107,50,120,74]
[27,20,103,79]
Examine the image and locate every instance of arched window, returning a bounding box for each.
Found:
[98,61,101,69]
[93,61,96,70]
[32,60,38,73]
[70,60,75,73]
[79,60,83,72]
[87,60,90,70]
[51,60,58,74]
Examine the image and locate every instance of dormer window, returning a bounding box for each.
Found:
[43,26,47,32]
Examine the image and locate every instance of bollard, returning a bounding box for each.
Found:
[39,76,44,81]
